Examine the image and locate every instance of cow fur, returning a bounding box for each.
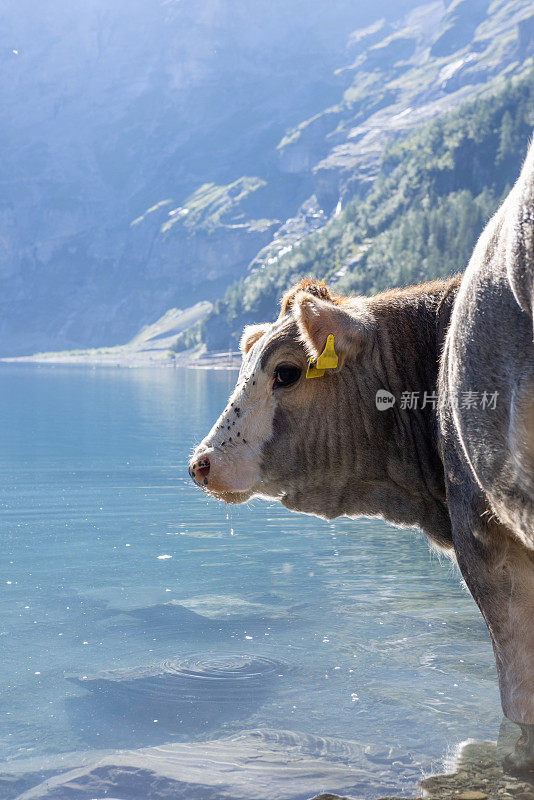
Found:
[191,139,534,765]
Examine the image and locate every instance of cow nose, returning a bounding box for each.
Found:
[189,454,211,486]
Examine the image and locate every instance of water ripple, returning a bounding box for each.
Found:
[68,653,287,708]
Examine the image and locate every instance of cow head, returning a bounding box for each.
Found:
[189,279,380,518]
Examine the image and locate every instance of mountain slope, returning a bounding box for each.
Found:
[1,0,533,357]
[200,0,534,351]
[1,302,213,366]
[0,0,417,356]
[204,67,534,349]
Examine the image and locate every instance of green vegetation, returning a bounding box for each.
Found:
[129,178,272,238]
[205,69,534,350]
[171,319,205,353]
[160,177,268,234]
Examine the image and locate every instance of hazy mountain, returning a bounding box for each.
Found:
[0,0,418,355]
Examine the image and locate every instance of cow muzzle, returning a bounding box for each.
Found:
[188,446,258,502]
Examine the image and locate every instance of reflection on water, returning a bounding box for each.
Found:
[0,365,505,799]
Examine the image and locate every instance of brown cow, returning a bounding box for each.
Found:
[190,140,534,769]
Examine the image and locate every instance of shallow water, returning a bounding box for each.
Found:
[0,365,502,798]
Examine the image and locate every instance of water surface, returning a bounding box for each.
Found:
[0,365,501,798]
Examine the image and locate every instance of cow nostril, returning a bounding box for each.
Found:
[192,456,210,485]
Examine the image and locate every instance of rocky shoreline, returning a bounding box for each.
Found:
[312,721,534,800]
[0,350,242,370]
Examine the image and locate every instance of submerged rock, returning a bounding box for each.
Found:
[66,654,287,748]
[417,720,534,799]
[308,795,408,800]
[10,728,418,800]
[11,719,534,800]
[309,720,534,799]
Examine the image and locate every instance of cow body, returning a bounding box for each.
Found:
[438,142,534,763]
[190,140,534,767]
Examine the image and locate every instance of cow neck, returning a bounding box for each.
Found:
[363,279,461,546]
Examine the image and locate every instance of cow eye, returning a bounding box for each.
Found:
[273,364,301,389]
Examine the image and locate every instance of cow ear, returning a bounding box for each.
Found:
[240,323,269,354]
[292,291,367,362]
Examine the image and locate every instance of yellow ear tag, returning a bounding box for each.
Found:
[305,334,338,379]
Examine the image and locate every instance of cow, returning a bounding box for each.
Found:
[189,140,534,770]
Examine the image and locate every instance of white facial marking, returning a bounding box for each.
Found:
[193,324,279,497]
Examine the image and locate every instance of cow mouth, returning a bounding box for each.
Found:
[204,487,254,505]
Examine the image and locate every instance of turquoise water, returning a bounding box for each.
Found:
[0,365,502,798]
